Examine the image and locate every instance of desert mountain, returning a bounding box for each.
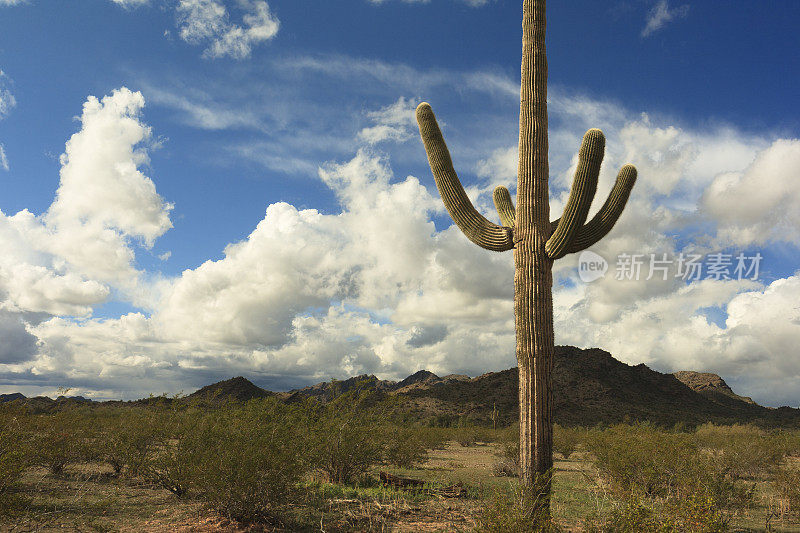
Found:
[283,346,800,428]
[284,374,396,403]
[673,371,755,404]
[3,346,798,427]
[186,376,274,403]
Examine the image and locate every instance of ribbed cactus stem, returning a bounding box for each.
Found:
[414,0,639,514]
[545,128,604,260]
[515,0,553,494]
[562,164,637,253]
[493,186,516,228]
[416,103,514,252]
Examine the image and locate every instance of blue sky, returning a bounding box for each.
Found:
[0,0,799,406]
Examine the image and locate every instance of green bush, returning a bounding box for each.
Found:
[774,462,800,516]
[493,440,520,478]
[96,407,159,476]
[694,423,785,481]
[453,426,479,447]
[185,399,306,523]
[383,427,429,468]
[32,407,100,476]
[412,426,450,451]
[475,476,560,533]
[586,424,699,498]
[587,494,729,533]
[553,425,582,460]
[586,424,755,528]
[139,407,198,497]
[586,497,662,533]
[0,407,30,510]
[586,495,730,533]
[307,391,386,485]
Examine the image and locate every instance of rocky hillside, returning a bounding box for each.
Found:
[186,376,274,403]
[3,346,799,427]
[284,346,800,428]
[673,371,755,404]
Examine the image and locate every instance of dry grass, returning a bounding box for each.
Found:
[2,442,800,532]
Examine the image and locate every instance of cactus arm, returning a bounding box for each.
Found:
[416,102,514,252]
[548,164,636,254]
[564,164,637,253]
[544,129,604,260]
[493,186,516,228]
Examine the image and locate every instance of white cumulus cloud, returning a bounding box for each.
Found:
[1,59,799,408]
[0,88,172,326]
[703,139,800,247]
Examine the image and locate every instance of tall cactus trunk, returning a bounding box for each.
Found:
[415,0,638,520]
[516,0,554,503]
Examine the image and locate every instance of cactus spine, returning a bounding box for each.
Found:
[415,0,637,511]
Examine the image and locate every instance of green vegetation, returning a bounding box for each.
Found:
[1,397,800,530]
[0,406,30,513]
[476,474,561,532]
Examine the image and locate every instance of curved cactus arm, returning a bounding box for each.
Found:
[493,186,516,228]
[416,102,514,252]
[549,164,637,255]
[564,164,637,254]
[545,129,605,260]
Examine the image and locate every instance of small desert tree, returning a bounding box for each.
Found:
[415,0,637,512]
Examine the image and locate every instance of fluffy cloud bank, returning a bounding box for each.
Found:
[0,88,171,364]
[1,79,799,407]
[703,140,800,247]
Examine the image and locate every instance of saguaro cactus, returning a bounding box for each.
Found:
[416,0,637,510]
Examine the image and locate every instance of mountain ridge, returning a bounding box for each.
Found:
[2,346,798,427]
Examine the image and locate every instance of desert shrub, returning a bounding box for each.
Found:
[32,407,100,476]
[412,426,450,451]
[781,430,800,457]
[665,493,731,532]
[0,407,30,511]
[585,497,662,533]
[586,424,755,527]
[473,426,504,443]
[494,440,520,478]
[139,407,199,497]
[499,421,523,439]
[695,423,785,480]
[586,424,699,498]
[475,475,560,533]
[383,427,429,468]
[587,493,729,533]
[307,391,386,485]
[774,462,800,516]
[96,407,160,476]
[185,398,306,523]
[553,424,582,460]
[453,426,479,447]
